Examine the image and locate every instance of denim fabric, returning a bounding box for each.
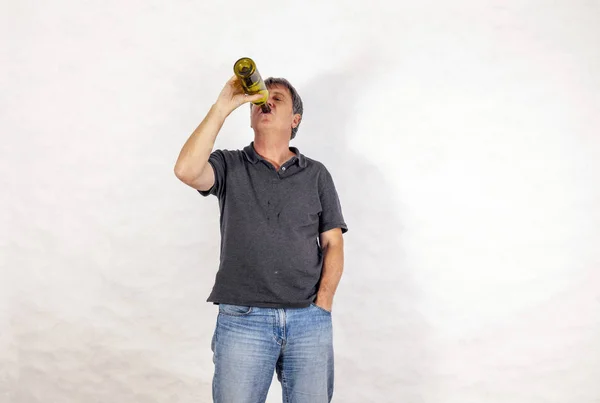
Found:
[211,303,334,402]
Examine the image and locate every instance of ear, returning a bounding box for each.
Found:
[291,113,302,129]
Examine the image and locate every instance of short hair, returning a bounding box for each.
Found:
[264,77,304,140]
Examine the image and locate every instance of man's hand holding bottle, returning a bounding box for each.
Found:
[214,75,265,119]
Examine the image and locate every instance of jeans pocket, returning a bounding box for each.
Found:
[218,303,253,316]
[310,302,332,315]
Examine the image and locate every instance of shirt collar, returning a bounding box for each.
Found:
[242,141,307,168]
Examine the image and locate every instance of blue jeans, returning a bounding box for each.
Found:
[211,303,334,403]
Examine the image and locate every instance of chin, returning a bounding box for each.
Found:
[255,121,274,130]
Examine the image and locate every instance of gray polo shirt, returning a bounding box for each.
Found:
[198,141,348,308]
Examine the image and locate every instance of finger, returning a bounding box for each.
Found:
[226,75,239,86]
[247,93,265,101]
[238,93,263,103]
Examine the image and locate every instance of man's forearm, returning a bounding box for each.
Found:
[316,244,344,310]
[174,104,227,180]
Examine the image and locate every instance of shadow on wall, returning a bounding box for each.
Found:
[297,49,432,401]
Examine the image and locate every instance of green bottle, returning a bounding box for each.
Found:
[233,57,271,113]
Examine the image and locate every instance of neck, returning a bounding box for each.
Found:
[253,132,294,166]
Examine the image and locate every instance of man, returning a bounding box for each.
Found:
[174,73,348,403]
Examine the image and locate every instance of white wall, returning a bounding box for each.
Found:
[2,1,599,402]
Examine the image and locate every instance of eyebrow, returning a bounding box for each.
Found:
[270,90,287,98]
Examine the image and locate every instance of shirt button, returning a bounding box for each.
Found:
[282,167,286,171]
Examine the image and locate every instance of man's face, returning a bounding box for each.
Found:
[250,84,301,138]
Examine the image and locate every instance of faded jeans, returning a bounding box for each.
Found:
[211,303,334,403]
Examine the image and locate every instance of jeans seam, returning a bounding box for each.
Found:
[311,302,332,314]
[272,313,283,346]
[281,368,290,403]
[218,305,253,316]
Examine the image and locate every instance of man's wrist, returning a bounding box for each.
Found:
[211,102,231,121]
[315,294,333,308]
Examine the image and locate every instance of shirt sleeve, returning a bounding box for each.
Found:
[197,150,226,199]
[318,166,348,234]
